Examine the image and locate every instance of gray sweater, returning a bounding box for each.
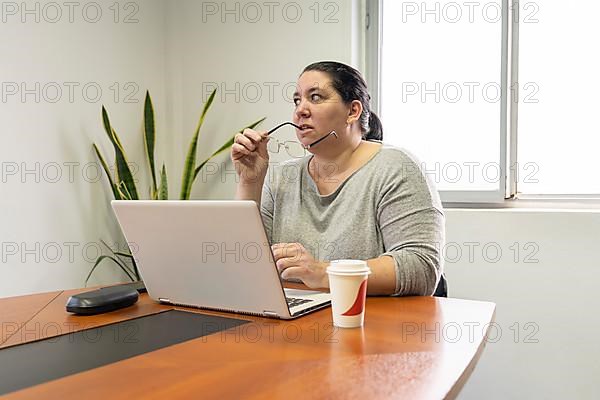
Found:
[260,143,445,296]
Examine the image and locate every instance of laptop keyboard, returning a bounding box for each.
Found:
[286,297,312,308]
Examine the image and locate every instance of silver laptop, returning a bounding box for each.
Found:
[111,200,331,319]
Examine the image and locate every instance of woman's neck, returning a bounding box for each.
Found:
[309,134,364,179]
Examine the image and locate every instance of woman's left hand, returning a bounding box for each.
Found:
[271,243,329,289]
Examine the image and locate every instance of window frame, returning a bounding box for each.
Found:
[366,0,600,206]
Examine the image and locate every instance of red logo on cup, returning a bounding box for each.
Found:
[341,279,368,316]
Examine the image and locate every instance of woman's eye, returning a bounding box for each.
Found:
[293,97,300,106]
[311,93,322,102]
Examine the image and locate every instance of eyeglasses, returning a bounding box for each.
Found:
[267,137,307,158]
[265,122,307,159]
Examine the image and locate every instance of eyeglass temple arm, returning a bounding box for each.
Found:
[267,122,302,135]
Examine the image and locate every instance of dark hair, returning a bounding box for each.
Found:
[302,61,383,141]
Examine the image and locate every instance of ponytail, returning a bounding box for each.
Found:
[364,111,383,141]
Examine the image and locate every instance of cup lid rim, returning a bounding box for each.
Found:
[326,261,371,275]
[329,259,367,265]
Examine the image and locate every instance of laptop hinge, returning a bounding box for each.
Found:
[158,298,171,304]
[263,311,279,318]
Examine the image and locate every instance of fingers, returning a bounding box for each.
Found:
[275,257,291,273]
[236,129,268,150]
[272,243,308,278]
[231,143,251,160]
[271,243,303,262]
[231,129,269,161]
[242,128,268,144]
[234,133,256,151]
[281,266,305,281]
[271,243,324,288]
[274,250,302,273]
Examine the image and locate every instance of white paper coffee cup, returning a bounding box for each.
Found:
[326,260,371,328]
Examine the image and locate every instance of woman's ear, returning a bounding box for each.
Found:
[347,100,363,124]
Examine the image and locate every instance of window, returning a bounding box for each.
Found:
[518,2,600,196]
[369,0,599,203]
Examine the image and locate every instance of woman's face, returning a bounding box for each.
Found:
[292,70,349,148]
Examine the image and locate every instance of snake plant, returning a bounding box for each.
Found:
[87,89,266,284]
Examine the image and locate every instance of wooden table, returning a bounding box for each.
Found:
[0,287,495,399]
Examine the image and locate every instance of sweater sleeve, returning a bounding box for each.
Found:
[378,157,445,296]
[260,173,275,244]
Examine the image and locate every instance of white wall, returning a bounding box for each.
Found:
[0,0,169,296]
[448,209,600,399]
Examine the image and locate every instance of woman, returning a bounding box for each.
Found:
[231,61,445,296]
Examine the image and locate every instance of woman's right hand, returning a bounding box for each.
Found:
[230,128,270,184]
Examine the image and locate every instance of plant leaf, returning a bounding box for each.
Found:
[115,185,127,200]
[101,106,139,199]
[159,163,168,200]
[193,117,266,180]
[114,251,134,258]
[130,257,140,281]
[121,182,133,200]
[112,128,139,200]
[93,143,121,200]
[100,239,128,257]
[117,181,133,200]
[180,89,217,200]
[100,239,139,280]
[144,91,158,198]
[85,255,135,286]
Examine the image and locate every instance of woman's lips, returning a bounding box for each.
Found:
[297,124,315,134]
